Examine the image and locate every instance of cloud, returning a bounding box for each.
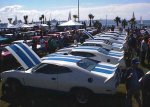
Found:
[0,3,150,23]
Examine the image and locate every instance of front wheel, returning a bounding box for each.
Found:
[2,80,22,98]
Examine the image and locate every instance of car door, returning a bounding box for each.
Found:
[26,63,58,90]
[57,66,74,92]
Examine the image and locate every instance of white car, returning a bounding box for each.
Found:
[104,32,127,38]
[93,36,126,44]
[47,46,126,68]
[98,34,126,40]
[0,43,122,104]
[82,40,124,51]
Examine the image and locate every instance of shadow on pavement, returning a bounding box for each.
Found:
[0,92,126,107]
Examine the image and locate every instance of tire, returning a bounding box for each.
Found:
[2,80,22,98]
[74,89,92,104]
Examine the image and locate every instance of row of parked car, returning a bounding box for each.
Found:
[0,28,127,104]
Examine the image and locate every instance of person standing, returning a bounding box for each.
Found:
[39,36,46,55]
[140,38,148,65]
[0,44,2,72]
[32,39,37,53]
[140,71,150,107]
[125,58,144,107]
[147,38,150,64]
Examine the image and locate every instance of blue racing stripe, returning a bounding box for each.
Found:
[19,43,41,64]
[96,64,116,69]
[93,68,113,74]
[109,53,122,57]
[109,52,123,55]
[75,47,98,50]
[56,55,83,59]
[10,45,34,68]
[45,57,79,63]
[46,54,83,59]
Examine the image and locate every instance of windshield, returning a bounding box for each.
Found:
[103,40,112,45]
[77,58,97,71]
[98,47,109,55]
[32,63,42,72]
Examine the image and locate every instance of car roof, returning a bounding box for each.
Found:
[42,55,84,65]
[72,46,108,54]
[84,41,104,44]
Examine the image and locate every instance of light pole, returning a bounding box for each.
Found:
[78,0,79,22]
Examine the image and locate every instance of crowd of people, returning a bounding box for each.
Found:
[31,29,87,55]
[124,28,150,107]
[125,28,150,67]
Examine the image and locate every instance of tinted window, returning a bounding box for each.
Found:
[70,52,95,57]
[57,66,72,74]
[34,63,71,74]
[95,44,102,47]
[82,43,102,47]
[34,63,58,74]
[77,58,97,71]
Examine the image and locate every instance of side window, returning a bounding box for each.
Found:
[83,52,95,57]
[70,52,95,57]
[35,63,58,74]
[96,44,102,47]
[57,66,72,74]
[70,52,80,56]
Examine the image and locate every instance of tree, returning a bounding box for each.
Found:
[39,17,42,24]
[23,15,28,24]
[56,22,59,30]
[114,16,121,27]
[73,15,78,22]
[129,18,136,29]
[122,19,128,28]
[41,14,44,24]
[8,18,12,24]
[93,20,102,33]
[93,20,102,28]
[88,14,94,27]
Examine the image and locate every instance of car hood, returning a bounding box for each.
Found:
[6,43,41,70]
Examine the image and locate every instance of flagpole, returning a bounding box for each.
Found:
[78,0,79,22]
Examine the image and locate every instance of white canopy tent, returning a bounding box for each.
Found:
[40,24,48,27]
[59,20,83,26]
[9,23,32,28]
[21,24,32,28]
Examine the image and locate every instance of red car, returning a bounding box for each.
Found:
[0,44,12,61]
[32,36,50,49]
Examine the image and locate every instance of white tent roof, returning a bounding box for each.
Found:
[7,24,18,29]
[40,24,48,27]
[21,24,32,28]
[59,20,83,26]
[10,23,32,28]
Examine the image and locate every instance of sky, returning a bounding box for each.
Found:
[0,0,150,23]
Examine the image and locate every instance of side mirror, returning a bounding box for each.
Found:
[107,59,110,62]
[64,53,68,55]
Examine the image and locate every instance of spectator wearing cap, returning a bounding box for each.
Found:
[140,38,148,65]
[147,38,150,64]
[125,58,144,107]
[140,71,150,107]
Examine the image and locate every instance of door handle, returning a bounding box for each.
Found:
[52,78,56,80]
